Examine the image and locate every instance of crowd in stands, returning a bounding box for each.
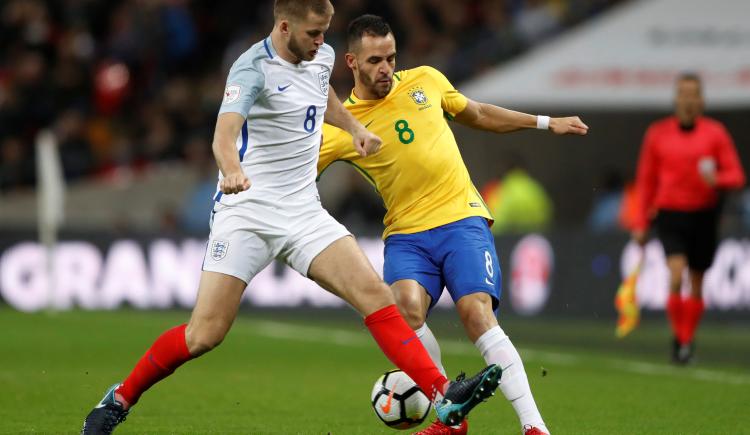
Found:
[1,0,623,194]
[15,0,750,237]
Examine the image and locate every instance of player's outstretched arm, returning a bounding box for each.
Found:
[323,86,382,157]
[454,99,589,136]
[212,112,250,194]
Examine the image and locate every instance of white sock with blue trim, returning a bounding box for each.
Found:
[415,323,446,377]
[475,325,549,434]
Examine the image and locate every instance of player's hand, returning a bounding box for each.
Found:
[550,116,589,135]
[220,172,250,194]
[352,128,382,157]
[631,229,648,246]
[698,157,717,187]
[700,171,717,187]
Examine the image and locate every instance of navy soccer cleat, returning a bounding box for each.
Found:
[81,383,129,435]
[434,364,502,426]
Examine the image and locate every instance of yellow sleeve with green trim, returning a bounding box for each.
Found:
[318,123,359,177]
[423,66,468,118]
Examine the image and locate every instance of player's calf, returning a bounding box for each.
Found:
[393,282,430,330]
[185,320,230,356]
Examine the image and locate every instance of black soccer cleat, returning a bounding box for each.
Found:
[671,337,695,366]
[81,383,129,435]
[434,364,502,426]
[676,341,695,366]
[670,336,680,363]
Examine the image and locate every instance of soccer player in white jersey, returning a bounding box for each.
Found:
[81,2,501,433]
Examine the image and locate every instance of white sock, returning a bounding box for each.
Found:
[475,326,549,434]
[415,323,446,377]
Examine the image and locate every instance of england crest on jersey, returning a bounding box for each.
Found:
[318,70,330,95]
[409,87,428,105]
[210,240,228,261]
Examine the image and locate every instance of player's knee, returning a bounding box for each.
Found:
[667,257,687,290]
[395,292,426,329]
[399,306,425,330]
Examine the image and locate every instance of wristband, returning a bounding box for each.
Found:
[536,115,550,130]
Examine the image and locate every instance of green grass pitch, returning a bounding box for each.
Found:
[1,308,748,434]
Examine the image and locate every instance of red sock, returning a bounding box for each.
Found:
[680,297,705,345]
[666,293,684,341]
[365,305,448,400]
[116,324,193,406]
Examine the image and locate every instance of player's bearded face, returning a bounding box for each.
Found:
[355,35,397,99]
[288,13,331,62]
[287,34,312,61]
[358,63,393,98]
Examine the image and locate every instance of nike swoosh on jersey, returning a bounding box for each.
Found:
[364,120,374,128]
[278,83,293,92]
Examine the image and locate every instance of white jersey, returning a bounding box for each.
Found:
[214,36,334,205]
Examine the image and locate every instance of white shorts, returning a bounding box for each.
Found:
[202,196,350,283]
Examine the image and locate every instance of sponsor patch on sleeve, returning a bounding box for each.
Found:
[223,85,241,104]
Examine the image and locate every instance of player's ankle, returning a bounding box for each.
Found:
[114,392,131,410]
[429,379,449,402]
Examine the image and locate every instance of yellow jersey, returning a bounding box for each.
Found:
[318,66,491,239]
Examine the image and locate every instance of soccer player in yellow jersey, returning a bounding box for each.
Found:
[319,15,588,435]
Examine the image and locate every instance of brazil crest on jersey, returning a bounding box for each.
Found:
[318,66,492,239]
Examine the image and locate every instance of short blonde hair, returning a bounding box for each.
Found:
[273,0,333,22]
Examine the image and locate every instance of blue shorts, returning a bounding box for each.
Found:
[383,216,501,312]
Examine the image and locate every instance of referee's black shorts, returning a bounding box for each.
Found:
[654,208,719,272]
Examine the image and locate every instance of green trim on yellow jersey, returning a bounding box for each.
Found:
[471,183,493,219]
[317,159,380,194]
[343,160,379,193]
[316,160,335,182]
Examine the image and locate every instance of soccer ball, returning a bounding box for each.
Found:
[371,369,432,429]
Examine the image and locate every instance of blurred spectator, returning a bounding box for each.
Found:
[179,135,216,235]
[332,171,385,236]
[740,189,750,233]
[0,136,35,192]
[482,155,553,235]
[513,0,563,47]
[587,170,625,233]
[158,202,181,235]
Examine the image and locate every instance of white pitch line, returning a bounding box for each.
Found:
[244,320,750,386]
